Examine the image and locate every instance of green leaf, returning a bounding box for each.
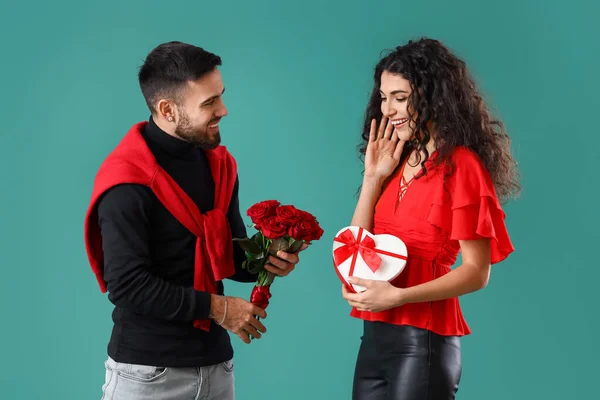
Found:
[247,257,267,274]
[233,237,261,254]
[247,262,260,274]
[252,232,264,247]
[245,251,264,261]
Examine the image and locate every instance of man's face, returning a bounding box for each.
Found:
[174,68,228,149]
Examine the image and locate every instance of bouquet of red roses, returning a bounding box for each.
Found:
[233,200,324,314]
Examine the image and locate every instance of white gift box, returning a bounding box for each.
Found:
[332,226,408,292]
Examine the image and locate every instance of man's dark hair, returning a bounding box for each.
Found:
[138,41,222,113]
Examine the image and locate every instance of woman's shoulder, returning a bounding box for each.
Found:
[448,146,485,169]
[443,146,491,183]
[443,146,497,206]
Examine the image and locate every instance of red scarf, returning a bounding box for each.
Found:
[84,121,237,331]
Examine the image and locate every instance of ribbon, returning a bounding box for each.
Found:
[250,285,272,310]
[333,228,408,275]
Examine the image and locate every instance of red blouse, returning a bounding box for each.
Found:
[350,146,514,336]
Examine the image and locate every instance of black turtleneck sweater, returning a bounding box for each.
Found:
[96,117,257,367]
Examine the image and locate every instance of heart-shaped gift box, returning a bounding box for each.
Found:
[332,226,408,292]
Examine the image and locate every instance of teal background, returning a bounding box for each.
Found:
[1,0,598,399]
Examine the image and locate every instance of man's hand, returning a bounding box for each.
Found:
[264,243,308,277]
[210,295,267,344]
[341,277,405,313]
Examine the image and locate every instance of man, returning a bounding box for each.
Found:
[84,41,305,399]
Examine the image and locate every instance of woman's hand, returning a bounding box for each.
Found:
[341,276,405,313]
[364,117,406,181]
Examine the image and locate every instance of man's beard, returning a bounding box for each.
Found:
[175,110,221,150]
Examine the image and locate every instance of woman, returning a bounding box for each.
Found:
[341,38,520,399]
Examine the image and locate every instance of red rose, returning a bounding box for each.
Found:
[287,210,324,242]
[287,219,315,241]
[247,200,280,224]
[299,210,317,222]
[308,219,324,241]
[260,217,288,239]
[275,205,302,227]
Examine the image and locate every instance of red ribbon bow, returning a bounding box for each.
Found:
[333,228,408,277]
[333,227,383,274]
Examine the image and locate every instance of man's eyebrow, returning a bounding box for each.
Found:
[202,87,226,104]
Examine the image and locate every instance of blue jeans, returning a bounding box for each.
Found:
[101,357,235,400]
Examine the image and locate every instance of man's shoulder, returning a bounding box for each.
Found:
[96,183,154,219]
[91,122,157,198]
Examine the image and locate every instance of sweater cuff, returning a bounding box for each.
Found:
[193,290,212,320]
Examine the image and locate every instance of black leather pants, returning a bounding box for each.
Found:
[352,321,462,400]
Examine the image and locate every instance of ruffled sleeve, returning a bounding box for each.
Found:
[427,147,514,264]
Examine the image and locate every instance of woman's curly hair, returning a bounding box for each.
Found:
[359,38,520,201]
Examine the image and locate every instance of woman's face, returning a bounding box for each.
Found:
[379,70,414,141]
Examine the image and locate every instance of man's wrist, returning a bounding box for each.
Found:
[209,294,225,321]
